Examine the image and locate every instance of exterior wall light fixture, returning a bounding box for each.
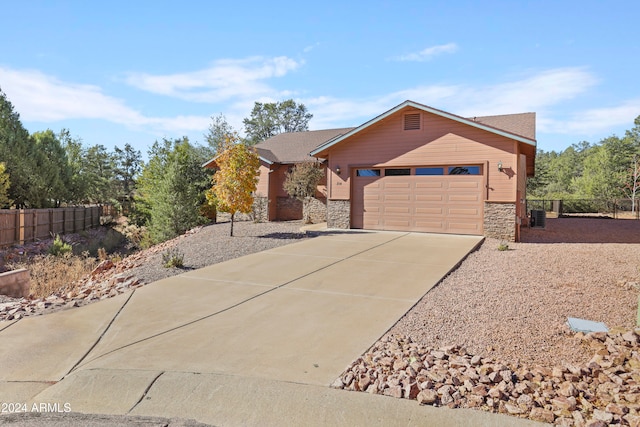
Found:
[497,161,503,172]
[336,166,341,175]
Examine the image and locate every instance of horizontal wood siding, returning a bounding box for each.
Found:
[326,108,519,202]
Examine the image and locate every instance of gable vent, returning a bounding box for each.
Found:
[404,113,421,130]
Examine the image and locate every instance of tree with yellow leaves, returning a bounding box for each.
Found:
[207,133,260,236]
[0,162,11,208]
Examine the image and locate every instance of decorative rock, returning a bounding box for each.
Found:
[504,403,524,415]
[383,385,402,398]
[559,381,578,397]
[516,394,534,410]
[530,407,555,423]
[470,355,482,366]
[417,389,437,405]
[605,402,627,415]
[592,409,613,423]
[552,396,577,415]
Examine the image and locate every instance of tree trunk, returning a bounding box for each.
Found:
[230,212,235,236]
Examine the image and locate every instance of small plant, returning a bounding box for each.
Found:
[162,247,184,268]
[497,242,510,251]
[8,252,97,299]
[97,247,108,261]
[48,235,72,257]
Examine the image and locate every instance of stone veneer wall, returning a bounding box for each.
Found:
[303,196,327,223]
[327,199,350,229]
[252,196,269,222]
[484,202,516,241]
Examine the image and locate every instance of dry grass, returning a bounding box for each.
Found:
[9,253,98,299]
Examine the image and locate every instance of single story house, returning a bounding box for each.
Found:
[206,100,536,241]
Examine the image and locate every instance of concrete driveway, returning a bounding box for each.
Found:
[0,231,544,426]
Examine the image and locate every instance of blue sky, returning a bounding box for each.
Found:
[1,1,639,157]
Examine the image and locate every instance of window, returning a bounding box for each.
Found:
[448,166,481,175]
[415,167,444,175]
[356,169,381,177]
[384,168,411,176]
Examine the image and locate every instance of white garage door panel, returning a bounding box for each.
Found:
[353,174,484,235]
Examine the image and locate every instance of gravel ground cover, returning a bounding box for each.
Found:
[385,217,640,367]
[125,219,309,285]
[333,217,640,425]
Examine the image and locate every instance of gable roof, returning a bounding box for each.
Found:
[471,112,536,141]
[255,127,355,164]
[310,100,536,157]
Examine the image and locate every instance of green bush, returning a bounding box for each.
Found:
[497,242,509,251]
[162,247,184,268]
[49,235,72,256]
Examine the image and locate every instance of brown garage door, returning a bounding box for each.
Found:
[352,169,484,235]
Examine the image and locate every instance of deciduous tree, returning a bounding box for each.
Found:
[210,134,260,236]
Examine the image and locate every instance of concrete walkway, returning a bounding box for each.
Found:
[0,231,545,426]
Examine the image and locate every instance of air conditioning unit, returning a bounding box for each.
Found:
[530,209,546,228]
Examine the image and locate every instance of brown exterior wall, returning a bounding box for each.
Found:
[324,108,519,203]
[484,202,516,241]
[256,163,270,196]
[276,197,303,220]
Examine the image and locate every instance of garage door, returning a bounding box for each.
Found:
[352,167,484,235]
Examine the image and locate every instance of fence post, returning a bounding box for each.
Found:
[19,210,25,244]
[32,210,37,243]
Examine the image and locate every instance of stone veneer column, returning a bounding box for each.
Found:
[327,199,350,229]
[303,196,327,223]
[483,202,516,241]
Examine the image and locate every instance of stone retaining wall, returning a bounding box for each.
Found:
[252,196,269,222]
[484,202,516,241]
[0,269,30,298]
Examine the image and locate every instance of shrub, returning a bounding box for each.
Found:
[49,235,72,257]
[497,242,510,251]
[8,253,97,299]
[162,247,184,268]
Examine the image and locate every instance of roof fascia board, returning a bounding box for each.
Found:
[310,100,536,156]
[202,155,274,168]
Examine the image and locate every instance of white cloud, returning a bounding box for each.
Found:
[303,43,320,53]
[0,67,210,134]
[306,67,601,132]
[125,56,302,102]
[541,99,640,135]
[451,67,599,117]
[393,43,458,62]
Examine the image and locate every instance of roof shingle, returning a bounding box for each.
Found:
[255,127,355,163]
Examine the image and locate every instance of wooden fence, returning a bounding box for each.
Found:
[0,206,104,248]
